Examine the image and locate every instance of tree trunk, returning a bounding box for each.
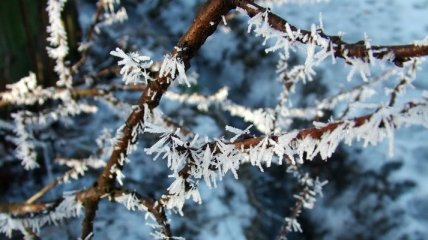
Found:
[0,0,80,90]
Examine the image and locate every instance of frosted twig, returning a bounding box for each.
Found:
[111,190,172,238]
[276,166,327,239]
[236,0,428,66]
[388,59,420,107]
[0,194,82,238]
[72,0,127,73]
[46,0,72,88]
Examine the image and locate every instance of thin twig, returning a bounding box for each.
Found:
[71,0,105,73]
[388,59,419,107]
[111,189,172,238]
[25,179,60,204]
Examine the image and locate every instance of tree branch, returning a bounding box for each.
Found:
[233,102,425,149]
[81,198,99,240]
[97,0,236,190]
[0,202,49,215]
[233,0,428,66]
[168,100,427,185]
[111,190,172,238]
[71,0,105,73]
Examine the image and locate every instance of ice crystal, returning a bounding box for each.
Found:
[110,47,153,84]
[164,87,228,111]
[10,111,38,170]
[46,0,72,88]
[225,124,253,142]
[159,52,190,87]
[144,100,427,214]
[103,7,128,25]
[285,217,302,232]
[57,157,105,182]
[0,194,82,237]
[115,193,148,212]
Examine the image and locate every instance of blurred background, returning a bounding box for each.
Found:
[1,0,428,239]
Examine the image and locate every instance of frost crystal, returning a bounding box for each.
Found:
[103,7,128,25]
[164,87,228,111]
[142,98,428,218]
[0,194,82,237]
[247,9,333,83]
[115,193,148,212]
[163,177,201,215]
[345,54,371,82]
[110,164,125,185]
[11,112,39,170]
[110,47,153,84]
[226,124,253,142]
[159,52,190,87]
[223,102,275,134]
[285,217,302,232]
[99,0,128,26]
[2,73,40,105]
[101,0,120,13]
[248,11,293,55]
[46,0,72,88]
[57,157,106,182]
[1,74,61,106]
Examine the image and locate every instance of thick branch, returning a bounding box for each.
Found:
[2,0,341,238]
[97,0,236,189]
[67,1,238,238]
[81,198,99,240]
